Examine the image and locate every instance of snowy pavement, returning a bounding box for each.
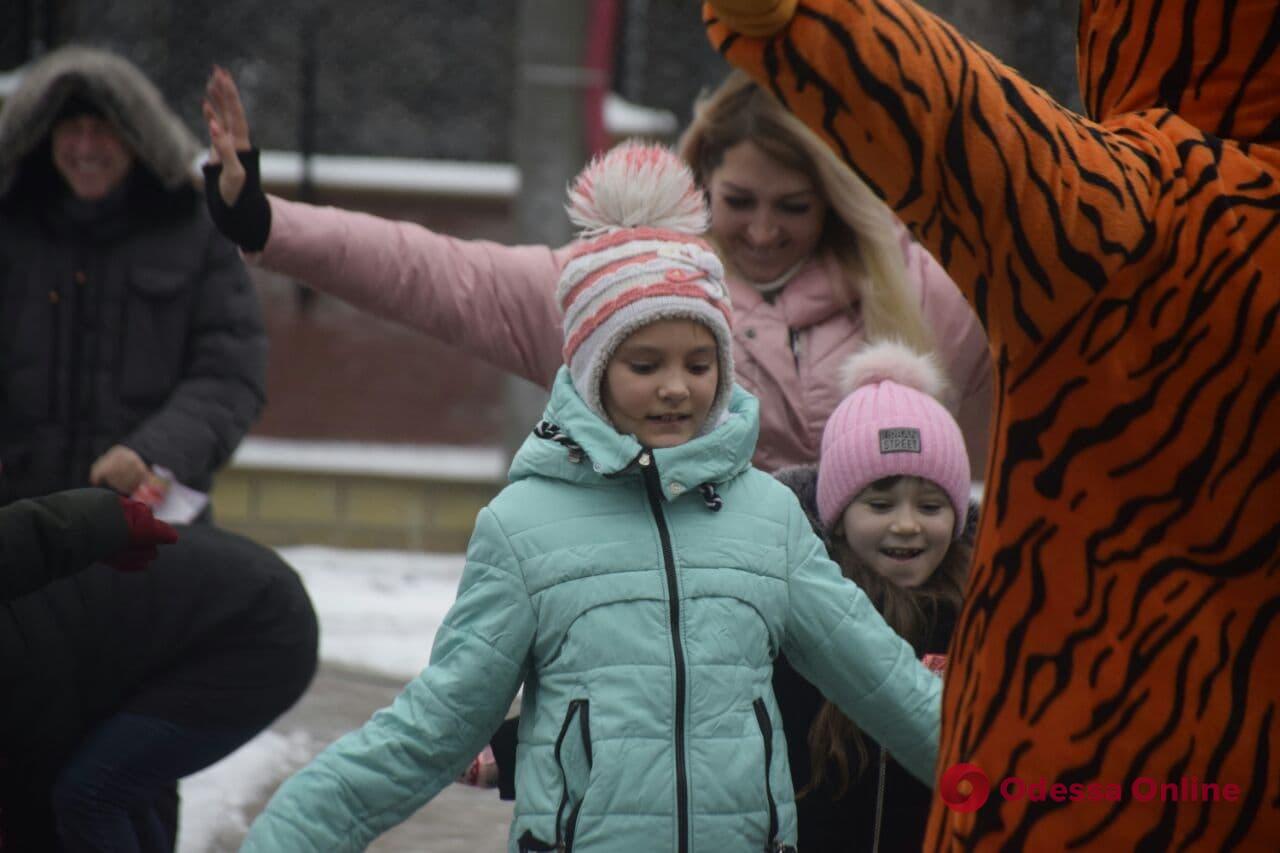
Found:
[178,546,513,852]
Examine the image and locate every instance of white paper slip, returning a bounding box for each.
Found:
[149,465,209,524]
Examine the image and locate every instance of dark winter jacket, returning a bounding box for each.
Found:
[0,488,126,602]
[772,464,971,853]
[0,47,266,504]
[0,521,318,847]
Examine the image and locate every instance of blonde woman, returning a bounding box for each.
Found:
[204,68,991,473]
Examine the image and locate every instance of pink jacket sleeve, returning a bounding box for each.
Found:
[903,232,993,476]
[257,197,567,388]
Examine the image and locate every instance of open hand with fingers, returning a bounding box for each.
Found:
[202,65,271,250]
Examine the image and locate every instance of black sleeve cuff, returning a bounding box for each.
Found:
[203,147,272,252]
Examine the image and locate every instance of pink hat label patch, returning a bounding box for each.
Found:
[879,428,922,454]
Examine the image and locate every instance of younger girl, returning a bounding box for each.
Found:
[239,143,942,852]
[774,340,972,852]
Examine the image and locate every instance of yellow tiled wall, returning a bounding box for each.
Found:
[211,467,501,552]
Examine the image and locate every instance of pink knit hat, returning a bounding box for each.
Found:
[557,141,734,427]
[816,341,970,536]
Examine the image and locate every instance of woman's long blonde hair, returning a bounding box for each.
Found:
[679,71,935,353]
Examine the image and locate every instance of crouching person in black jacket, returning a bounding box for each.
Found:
[0,488,317,852]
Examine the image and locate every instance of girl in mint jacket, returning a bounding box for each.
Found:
[238,143,940,853]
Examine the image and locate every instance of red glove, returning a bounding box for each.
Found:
[109,496,179,572]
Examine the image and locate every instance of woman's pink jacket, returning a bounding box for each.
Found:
[259,197,992,474]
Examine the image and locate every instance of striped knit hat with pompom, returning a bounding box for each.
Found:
[558,140,734,430]
[816,341,970,537]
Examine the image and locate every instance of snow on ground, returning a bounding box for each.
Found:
[283,546,467,680]
[178,546,467,852]
[177,730,317,851]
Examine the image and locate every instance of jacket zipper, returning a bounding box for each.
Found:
[871,746,888,853]
[639,451,690,853]
[518,698,592,852]
[47,282,63,424]
[752,698,782,851]
[68,261,93,483]
[558,699,592,851]
[63,268,85,484]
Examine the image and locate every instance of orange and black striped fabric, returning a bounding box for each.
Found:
[706,0,1280,848]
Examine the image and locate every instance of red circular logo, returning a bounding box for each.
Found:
[940,763,990,812]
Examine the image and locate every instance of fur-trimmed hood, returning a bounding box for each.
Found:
[0,46,200,196]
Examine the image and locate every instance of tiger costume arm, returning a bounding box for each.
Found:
[703,1,1170,358]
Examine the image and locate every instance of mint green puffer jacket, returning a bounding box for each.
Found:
[240,369,941,852]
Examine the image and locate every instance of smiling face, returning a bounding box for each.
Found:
[601,319,720,449]
[840,476,956,588]
[51,113,135,201]
[706,141,827,285]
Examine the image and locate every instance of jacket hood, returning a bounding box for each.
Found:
[509,367,760,499]
[0,46,201,196]
[1078,0,1280,150]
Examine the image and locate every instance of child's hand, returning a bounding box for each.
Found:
[456,745,499,788]
[130,470,171,508]
[922,653,947,677]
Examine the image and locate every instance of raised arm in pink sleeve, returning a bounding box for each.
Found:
[258,197,567,387]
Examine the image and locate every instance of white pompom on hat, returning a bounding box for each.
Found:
[816,340,970,536]
[557,141,735,430]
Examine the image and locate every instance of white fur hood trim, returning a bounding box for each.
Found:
[0,46,200,195]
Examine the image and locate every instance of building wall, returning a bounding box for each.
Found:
[211,185,516,550]
[213,465,502,552]
[249,186,518,447]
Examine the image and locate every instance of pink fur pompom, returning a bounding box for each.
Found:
[566,140,708,236]
[839,340,949,399]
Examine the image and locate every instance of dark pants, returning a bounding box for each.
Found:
[51,713,261,853]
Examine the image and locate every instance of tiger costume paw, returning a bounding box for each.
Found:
[705,0,798,37]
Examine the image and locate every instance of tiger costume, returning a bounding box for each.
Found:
[704,0,1280,849]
